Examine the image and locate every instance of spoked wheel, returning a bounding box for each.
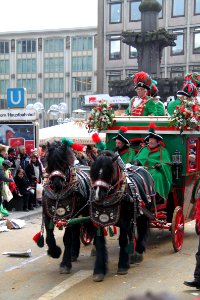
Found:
[171,206,184,252]
[80,224,95,246]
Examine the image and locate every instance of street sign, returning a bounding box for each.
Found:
[7,88,26,108]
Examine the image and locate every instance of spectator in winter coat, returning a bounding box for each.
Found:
[25,152,43,207]
[14,168,34,211]
[19,146,30,171]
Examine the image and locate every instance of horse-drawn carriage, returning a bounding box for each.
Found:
[35,115,200,282]
[104,116,200,252]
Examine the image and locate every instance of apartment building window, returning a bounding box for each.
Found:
[0,42,9,54]
[130,0,141,22]
[129,46,137,59]
[171,71,184,78]
[72,97,82,111]
[171,31,184,55]
[44,78,64,93]
[172,0,184,17]
[110,2,122,23]
[71,37,92,51]
[72,77,92,92]
[108,71,121,81]
[27,98,37,105]
[0,79,9,94]
[157,0,163,18]
[72,56,92,71]
[17,40,36,53]
[44,98,63,110]
[44,58,64,72]
[195,0,200,14]
[0,60,9,74]
[44,39,64,52]
[109,36,121,60]
[17,59,36,73]
[194,28,200,54]
[17,79,36,93]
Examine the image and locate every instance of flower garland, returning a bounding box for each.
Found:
[86,101,115,132]
[169,98,200,133]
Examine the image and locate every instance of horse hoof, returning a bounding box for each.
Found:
[93,274,104,282]
[90,247,96,257]
[117,268,128,275]
[71,256,78,262]
[60,265,71,274]
[130,252,143,264]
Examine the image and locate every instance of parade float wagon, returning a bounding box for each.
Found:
[104,116,200,252]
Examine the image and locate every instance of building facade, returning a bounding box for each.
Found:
[0,27,97,120]
[97,0,200,93]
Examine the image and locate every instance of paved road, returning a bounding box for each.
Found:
[0,215,199,300]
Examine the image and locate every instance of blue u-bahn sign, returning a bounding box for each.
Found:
[7,88,26,108]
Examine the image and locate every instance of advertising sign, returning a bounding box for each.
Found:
[0,123,35,154]
[0,109,37,121]
[84,94,130,105]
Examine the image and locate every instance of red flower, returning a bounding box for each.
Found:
[193,105,199,112]
[180,106,185,113]
[97,106,103,111]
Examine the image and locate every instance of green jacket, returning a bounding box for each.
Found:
[134,145,172,200]
[118,147,135,164]
[155,101,165,116]
[125,96,156,116]
[167,99,181,116]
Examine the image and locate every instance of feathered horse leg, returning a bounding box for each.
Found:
[44,216,62,259]
[117,223,129,275]
[60,226,73,274]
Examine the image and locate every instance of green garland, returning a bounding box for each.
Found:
[86,101,115,132]
[169,98,200,134]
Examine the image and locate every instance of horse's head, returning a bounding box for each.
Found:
[46,140,75,193]
[90,150,119,201]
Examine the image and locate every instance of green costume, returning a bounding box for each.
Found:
[167,99,181,116]
[0,156,4,166]
[155,101,165,116]
[134,145,172,200]
[118,147,135,164]
[125,96,156,116]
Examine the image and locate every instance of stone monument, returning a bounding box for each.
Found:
[109,0,180,99]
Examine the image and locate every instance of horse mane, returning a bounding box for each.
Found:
[90,150,115,182]
[46,140,75,174]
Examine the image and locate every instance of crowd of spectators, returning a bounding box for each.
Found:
[0,144,46,217]
[0,142,98,217]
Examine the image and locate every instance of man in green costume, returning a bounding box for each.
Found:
[168,82,198,115]
[134,125,172,201]
[112,126,135,164]
[125,71,156,116]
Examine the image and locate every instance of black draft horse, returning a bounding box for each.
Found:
[90,150,155,282]
[42,140,92,274]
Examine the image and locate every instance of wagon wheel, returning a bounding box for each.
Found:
[80,224,95,246]
[171,206,184,252]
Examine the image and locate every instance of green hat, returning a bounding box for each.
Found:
[112,126,130,145]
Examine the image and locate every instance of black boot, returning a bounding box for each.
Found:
[184,279,200,289]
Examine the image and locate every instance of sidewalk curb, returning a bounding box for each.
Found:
[7,207,42,221]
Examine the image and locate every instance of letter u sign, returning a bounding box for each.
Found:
[7,88,26,108]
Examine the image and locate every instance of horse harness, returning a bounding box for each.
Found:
[43,167,90,224]
[89,164,154,227]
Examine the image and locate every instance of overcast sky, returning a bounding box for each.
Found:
[0,0,98,32]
